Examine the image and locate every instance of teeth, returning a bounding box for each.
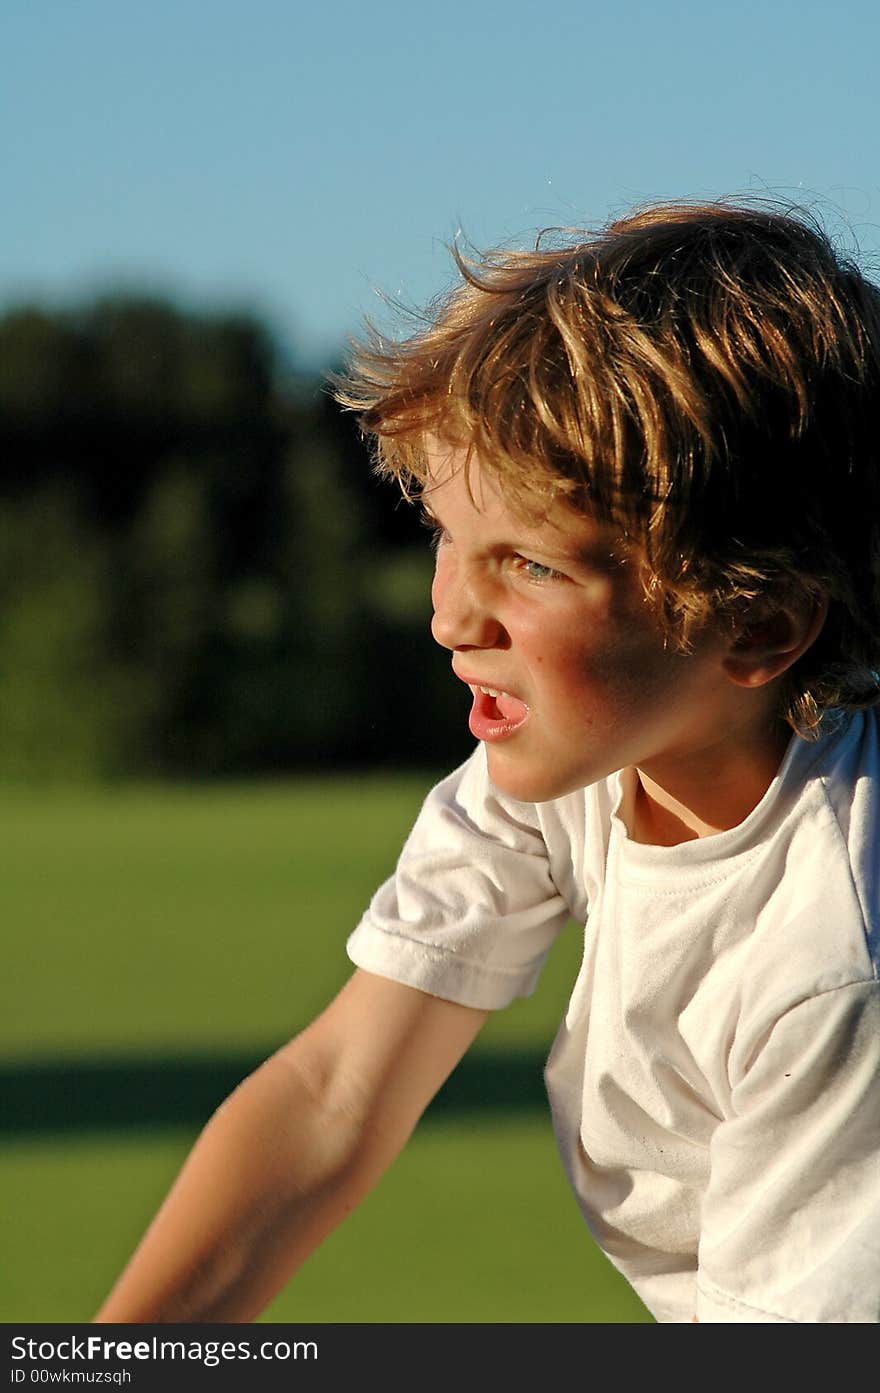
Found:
[480,687,505,698]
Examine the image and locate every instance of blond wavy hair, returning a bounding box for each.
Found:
[334,200,880,736]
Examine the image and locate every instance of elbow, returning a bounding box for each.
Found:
[217,1044,371,1200]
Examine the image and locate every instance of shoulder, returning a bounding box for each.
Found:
[347,746,600,1011]
[409,744,608,909]
[781,709,879,973]
[728,711,879,1064]
[810,707,880,961]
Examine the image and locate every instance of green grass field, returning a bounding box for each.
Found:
[1,776,652,1324]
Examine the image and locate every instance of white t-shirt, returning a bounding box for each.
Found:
[346,709,880,1323]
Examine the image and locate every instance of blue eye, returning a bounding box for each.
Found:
[419,510,447,552]
[520,557,559,581]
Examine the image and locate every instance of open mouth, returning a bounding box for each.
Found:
[468,685,530,740]
[474,686,528,722]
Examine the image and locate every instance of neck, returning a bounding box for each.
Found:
[631,721,793,847]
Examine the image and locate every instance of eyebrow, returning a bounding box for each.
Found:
[419,501,627,571]
[544,539,629,572]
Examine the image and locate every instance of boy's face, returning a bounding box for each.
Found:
[425,443,738,804]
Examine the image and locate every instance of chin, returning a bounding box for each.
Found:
[485,750,593,804]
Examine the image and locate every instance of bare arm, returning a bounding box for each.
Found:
[94,968,488,1323]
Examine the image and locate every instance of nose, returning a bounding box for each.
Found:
[430,556,504,651]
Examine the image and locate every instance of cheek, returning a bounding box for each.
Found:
[539,631,676,718]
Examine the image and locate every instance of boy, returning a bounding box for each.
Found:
[96,200,880,1324]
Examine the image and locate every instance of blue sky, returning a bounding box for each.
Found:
[3,0,879,369]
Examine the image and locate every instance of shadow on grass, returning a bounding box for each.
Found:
[1,1049,550,1136]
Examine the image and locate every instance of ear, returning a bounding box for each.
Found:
[722,591,829,689]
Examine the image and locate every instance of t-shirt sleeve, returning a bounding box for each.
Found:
[696,979,880,1323]
[346,746,573,1010]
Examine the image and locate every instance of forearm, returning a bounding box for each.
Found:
[93,971,488,1324]
[93,1048,381,1324]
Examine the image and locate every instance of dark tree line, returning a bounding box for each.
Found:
[0,296,471,779]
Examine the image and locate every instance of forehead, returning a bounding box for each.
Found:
[422,438,629,559]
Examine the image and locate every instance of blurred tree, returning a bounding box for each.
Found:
[0,487,149,778]
[0,298,470,780]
